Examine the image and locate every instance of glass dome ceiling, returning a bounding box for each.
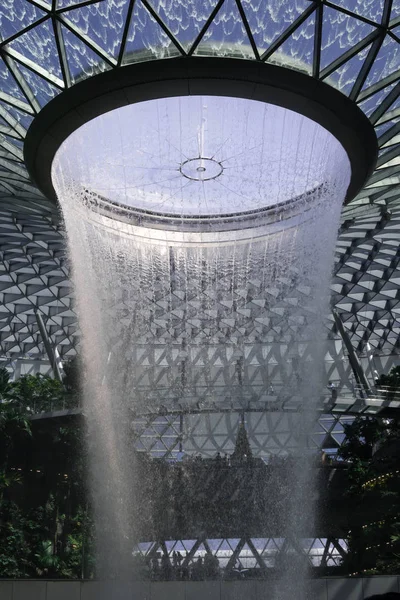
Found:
[0,0,399,205]
[0,0,400,368]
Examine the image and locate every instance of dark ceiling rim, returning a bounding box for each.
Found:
[24,56,378,205]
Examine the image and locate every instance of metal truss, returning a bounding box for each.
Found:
[1,199,400,372]
[0,4,399,405]
[130,409,354,459]
[134,392,400,454]
[0,3,398,367]
[334,197,400,355]
[23,383,400,457]
[0,203,77,362]
[134,536,348,572]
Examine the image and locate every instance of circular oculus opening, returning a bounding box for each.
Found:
[26,58,378,210]
[52,95,351,227]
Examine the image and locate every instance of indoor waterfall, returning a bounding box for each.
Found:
[52,95,350,599]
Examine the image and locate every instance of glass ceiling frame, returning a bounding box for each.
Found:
[0,0,399,208]
[0,0,400,362]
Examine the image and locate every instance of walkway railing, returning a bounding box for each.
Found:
[325,384,400,415]
[6,383,400,420]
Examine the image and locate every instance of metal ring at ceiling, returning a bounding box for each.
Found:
[24,56,378,205]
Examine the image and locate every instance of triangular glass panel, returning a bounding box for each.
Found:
[316,421,330,434]
[0,115,15,132]
[329,0,384,23]
[137,541,156,555]
[321,7,375,70]
[56,0,91,7]
[63,0,130,59]
[0,57,28,103]
[275,433,291,445]
[375,117,400,139]
[165,540,177,554]
[384,90,400,113]
[251,538,268,555]
[172,541,186,553]
[61,25,112,85]
[390,4,400,20]
[189,542,206,560]
[239,542,252,555]
[15,63,61,108]
[321,434,340,449]
[226,538,240,552]
[8,20,63,80]
[332,422,344,433]
[3,135,23,149]
[123,0,180,65]
[133,439,146,451]
[363,35,400,90]
[322,42,372,96]
[302,538,316,552]
[1,105,34,130]
[332,433,345,445]
[181,540,197,552]
[358,81,398,117]
[0,1,48,43]
[147,0,220,54]
[241,0,310,57]
[266,538,283,551]
[194,0,256,59]
[266,12,315,75]
[310,434,324,447]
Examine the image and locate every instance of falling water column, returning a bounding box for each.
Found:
[52,96,351,596]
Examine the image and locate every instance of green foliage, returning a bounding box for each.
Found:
[0,368,13,402]
[0,403,31,441]
[0,471,22,491]
[0,366,94,580]
[12,374,65,413]
[376,365,400,396]
[0,401,32,495]
[338,373,400,576]
[0,368,72,414]
[62,356,81,396]
[338,417,384,462]
[0,502,43,577]
[34,540,60,576]
[0,363,81,415]
[0,499,94,579]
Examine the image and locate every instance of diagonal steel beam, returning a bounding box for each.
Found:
[188,0,225,57]
[313,3,323,79]
[332,309,371,395]
[35,310,63,382]
[117,0,136,67]
[261,3,317,62]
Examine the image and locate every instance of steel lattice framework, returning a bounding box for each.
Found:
[1,200,400,366]
[0,200,75,363]
[135,536,348,570]
[0,0,399,204]
[0,2,399,388]
[130,411,355,458]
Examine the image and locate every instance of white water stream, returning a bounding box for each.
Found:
[52,95,350,597]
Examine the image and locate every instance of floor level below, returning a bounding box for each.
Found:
[0,576,399,599]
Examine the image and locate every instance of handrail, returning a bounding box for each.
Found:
[3,382,400,420]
